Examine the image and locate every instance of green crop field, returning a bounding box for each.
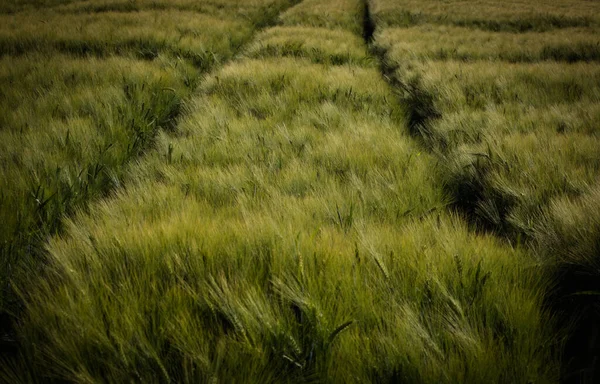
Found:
[0,0,598,382]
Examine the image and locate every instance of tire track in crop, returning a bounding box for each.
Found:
[362,0,492,237]
[363,2,514,238]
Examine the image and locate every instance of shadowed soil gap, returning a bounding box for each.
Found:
[362,0,375,43]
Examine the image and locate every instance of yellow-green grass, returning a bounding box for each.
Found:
[18,202,557,381]
[0,10,252,68]
[245,26,374,66]
[378,25,600,63]
[53,0,295,23]
[0,53,194,244]
[445,129,600,234]
[425,100,600,233]
[0,52,195,320]
[0,0,72,13]
[0,0,297,342]
[280,0,365,35]
[391,61,600,111]
[0,0,295,23]
[424,102,600,146]
[370,1,600,379]
[389,59,600,141]
[134,56,443,222]
[374,37,600,235]
[0,0,571,380]
[10,0,560,378]
[14,54,558,382]
[370,0,600,31]
[376,18,600,234]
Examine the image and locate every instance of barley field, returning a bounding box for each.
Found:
[1,0,598,382]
